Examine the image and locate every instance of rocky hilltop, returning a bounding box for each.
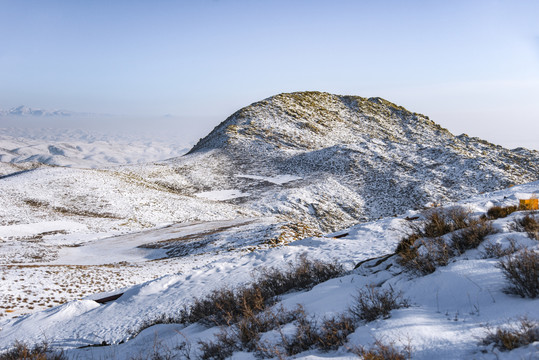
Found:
[128,91,539,232]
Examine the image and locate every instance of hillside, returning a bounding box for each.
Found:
[1,181,537,359]
[1,91,538,323]
[127,92,539,231]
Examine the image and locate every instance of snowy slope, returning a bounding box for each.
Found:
[0,181,537,359]
[127,92,539,232]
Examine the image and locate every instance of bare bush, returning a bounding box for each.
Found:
[234,305,300,352]
[317,314,356,351]
[349,339,412,360]
[511,214,539,240]
[481,317,539,351]
[486,205,518,220]
[185,254,343,326]
[282,307,319,355]
[198,330,237,360]
[255,254,344,300]
[481,239,521,259]
[283,307,356,355]
[350,286,409,323]
[498,249,539,298]
[451,219,496,254]
[397,207,485,275]
[398,237,453,275]
[421,207,474,238]
[135,254,344,335]
[0,341,66,360]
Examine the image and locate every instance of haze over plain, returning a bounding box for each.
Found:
[0,0,538,150]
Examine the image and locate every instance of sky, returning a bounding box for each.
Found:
[0,0,538,149]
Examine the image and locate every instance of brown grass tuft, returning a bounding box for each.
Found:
[350,286,409,323]
[511,214,539,240]
[486,205,518,220]
[481,317,538,351]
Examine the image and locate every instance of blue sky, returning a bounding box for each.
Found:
[1,0,538,149]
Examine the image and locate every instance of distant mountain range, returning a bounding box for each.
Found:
[0,105,77,117]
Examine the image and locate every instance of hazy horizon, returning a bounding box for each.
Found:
[1,0,538,150]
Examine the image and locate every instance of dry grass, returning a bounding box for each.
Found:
[0,342,66,360]
[450,219,496,255]
[481,317,538,351]
[397,207,496,275]
[349,286,409,323]
[498,248,539,298]
[486,205,518,220]
[349,339,412,360]
[511,213,539,240]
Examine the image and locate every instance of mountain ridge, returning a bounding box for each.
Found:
[134,91,539,231]
[2,91,538,235]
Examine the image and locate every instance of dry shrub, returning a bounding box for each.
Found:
[0,341,66,360]
[498,249,539,298]
[349,339,412,360]
[350,286,409,323]
[255,254,344,299]
[235,305,300,352]
[511,214,539,240]
[187,286,266,326]
[486,205,518,220]
[185,254,343,326]
[398,237,453,275]
[282,307,319,355]
[451,219,496,254]
[395,234,420,256]
[199,305,357,358]
[398,207,495,275]
[421,207,473,238]
[482,317,538,351]
[197,330,237,360]
[481,239,521,259]
[395,207,483,275]
[317,314,357,351]
[283,308,356,355]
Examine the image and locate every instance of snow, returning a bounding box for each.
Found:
[195,189,251,201]
[0,182,537,359]
[0,127,191,169]
[236,174,302,185]
[1,93,539,358]
[0,221,87,239]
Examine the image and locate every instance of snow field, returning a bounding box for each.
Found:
[0,182,538,359]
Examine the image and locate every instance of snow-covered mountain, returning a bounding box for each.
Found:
[2,92,538,237]
[0,105,78,117]
[127,92,539,231]
[1,92,538,358]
